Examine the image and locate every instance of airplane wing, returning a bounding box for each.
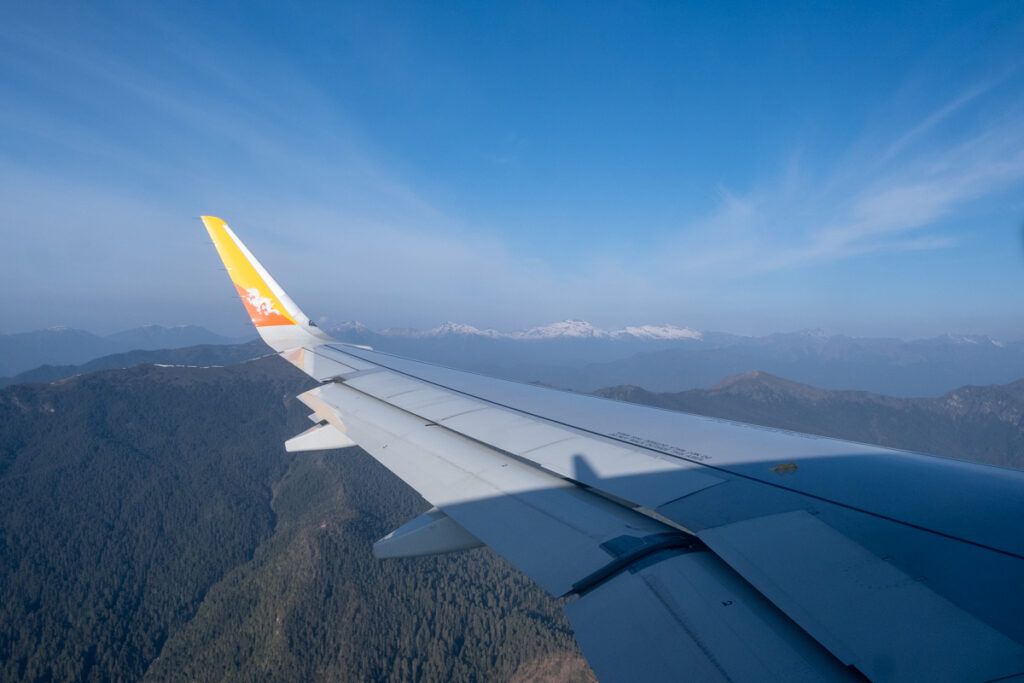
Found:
[201,216,1024,682]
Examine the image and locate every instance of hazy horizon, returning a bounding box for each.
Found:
[6,317,1024,345]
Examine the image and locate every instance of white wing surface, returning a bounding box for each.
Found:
[201,216,1024,682]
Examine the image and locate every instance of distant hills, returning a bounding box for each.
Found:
[104,324,240,348]
[7,320,1024,397]
[596,371,1024,470]
[0,340,268,388]
[0,325,250,377]
[330,319,702,341]
[526,331,1024,397]
[325,322,1024,397]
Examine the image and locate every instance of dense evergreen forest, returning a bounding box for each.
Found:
[0,359,591,682]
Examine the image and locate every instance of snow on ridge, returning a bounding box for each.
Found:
[932,333,1004,347]
[611,324,702,340]
[423,321,501,338]
[330,318,703,341]
[377,326,419,337]
[514,319,606,339]
[513,319,702,340]
[153,363,221,369]
[330,320,372,331]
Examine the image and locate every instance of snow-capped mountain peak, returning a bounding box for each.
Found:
[423,321,500,338]
[515,319,607,339]
[937,333,1005,348]
[331,320,371,332]
[326,319,704,341]
[611,324,702,341]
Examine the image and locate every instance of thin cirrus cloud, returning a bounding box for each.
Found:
[239,68,1024,329]
[661,80,1024,280]
[284,85,1024,333]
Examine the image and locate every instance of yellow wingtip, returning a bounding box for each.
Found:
[200,215,301,327]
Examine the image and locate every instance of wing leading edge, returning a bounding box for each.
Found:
[200,217,1024,682]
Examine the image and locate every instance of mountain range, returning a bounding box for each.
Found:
[596,371,1024,470]
[0,340,268,388]
[334,319,702,341]
[0,325,250,377]
[6,320,1024,397]
[521,331,1024,397]
[325,322,1024,397]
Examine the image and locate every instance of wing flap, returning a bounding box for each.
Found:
[284,422,356,452]
[699,511,1024,682]
[373,507,483,558]
[566,548,851,683]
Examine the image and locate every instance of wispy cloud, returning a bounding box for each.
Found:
[880,66,1018,161]
[662,82,1024,277]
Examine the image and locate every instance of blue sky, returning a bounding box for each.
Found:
[2,2,1024,338]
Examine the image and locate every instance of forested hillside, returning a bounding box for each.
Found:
[0,359,591,682]
[0,340,266,388]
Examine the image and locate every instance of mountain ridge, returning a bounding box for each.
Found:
[0,325,252,376]
[329,319,703,340]
[595,371,1024,469]
[6,322,1024,397]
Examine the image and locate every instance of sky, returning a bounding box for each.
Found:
[2,1,1024,339]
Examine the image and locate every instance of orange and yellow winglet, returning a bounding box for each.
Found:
[201,215,303,327]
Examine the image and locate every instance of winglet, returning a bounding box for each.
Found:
[201,216,333,352]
